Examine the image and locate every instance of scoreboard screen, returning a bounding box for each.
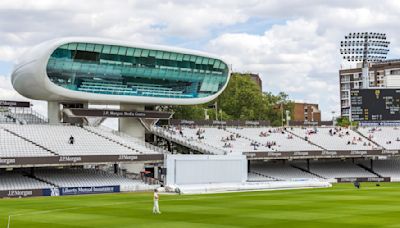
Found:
[351,89,400,121]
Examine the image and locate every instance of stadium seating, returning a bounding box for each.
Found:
[247,172,277,182]
[84,126,165,154]
[1,124,159,156]
[181,127,268,154]
[297,160,377,180]
[357,127,400,150]
[154,126,383,154]
[153,126,284,154]
[0,172,53,190]
[250,162,322,181]
[8,113,47,124]
[358,159,400,181]
[288,127,377,151]
[0,114,13,123]
[0,108,47,124]
[0,169,157,192]
[151,126,227,154]
[34,169,156,191]
[228,127,321,151]
[78,80,193,98]
[247,160,381,182]
[0,128,54,157]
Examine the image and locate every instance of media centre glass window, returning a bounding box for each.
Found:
[46,42,229,99]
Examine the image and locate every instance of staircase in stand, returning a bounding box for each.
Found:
[25,174,60,188]
[291,164,326,179]
[357,164,382,177]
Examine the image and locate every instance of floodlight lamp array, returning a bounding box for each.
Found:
[339,32,390,63]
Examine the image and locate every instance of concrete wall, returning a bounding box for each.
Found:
[118,104,145,140]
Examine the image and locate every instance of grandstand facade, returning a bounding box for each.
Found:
[152,123,400,186]
[0,110,165,197]
[4,105,400,197]
[4,37,400,198]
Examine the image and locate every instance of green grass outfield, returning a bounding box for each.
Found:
[1,183,400,228]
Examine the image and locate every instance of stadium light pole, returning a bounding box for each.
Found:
[340,32,390,88]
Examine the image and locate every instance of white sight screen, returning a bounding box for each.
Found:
[174,159,245,185]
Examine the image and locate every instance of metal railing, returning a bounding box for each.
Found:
[150,126,227,155]
[0,108,48,124]
[98,125,169,154]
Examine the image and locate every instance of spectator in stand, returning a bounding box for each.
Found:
[69,135,74,145]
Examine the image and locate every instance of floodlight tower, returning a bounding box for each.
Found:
[340,32,390,88]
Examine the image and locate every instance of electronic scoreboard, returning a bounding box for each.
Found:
[351,89,400,121]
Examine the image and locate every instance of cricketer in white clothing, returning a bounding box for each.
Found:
[153,189,161,214]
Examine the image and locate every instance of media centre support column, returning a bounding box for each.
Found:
[118,104,147,174]
[48,101,90,124]
[118,103,145,141]
[47,101,61,124]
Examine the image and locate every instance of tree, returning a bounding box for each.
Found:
[171,105,205,120]
[336,116,351,127]
[262,91,293,126]
[170,73,294,126]
[215,73,267,120]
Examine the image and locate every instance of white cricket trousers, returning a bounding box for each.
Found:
[153,200,160,214]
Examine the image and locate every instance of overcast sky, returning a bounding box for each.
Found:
[1,0,400,120]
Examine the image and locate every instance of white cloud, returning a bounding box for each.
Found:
[207,18,340,119]
[0,75,47,116]
[1,0,400,120]
[0,46,27,62]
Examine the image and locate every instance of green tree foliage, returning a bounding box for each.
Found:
[170,73,293,126]
[215,73,266,120]
[335,116,351,127]
[263,91,294,126]
[335,116,358,128]
[171,105,205,120]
